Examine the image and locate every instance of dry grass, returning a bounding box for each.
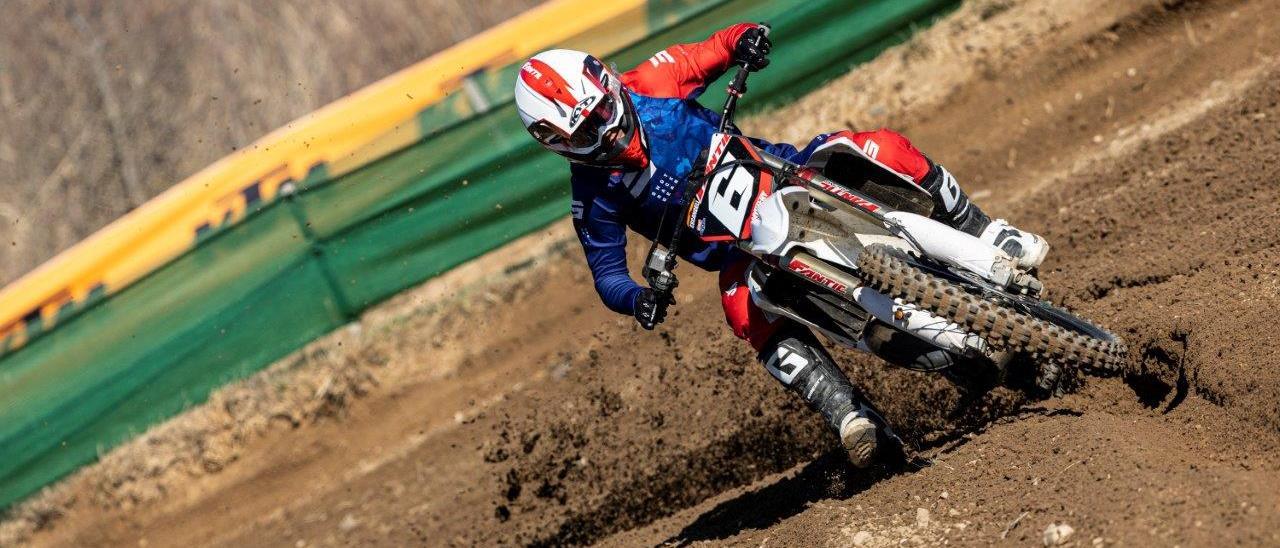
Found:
[0,0,540,286]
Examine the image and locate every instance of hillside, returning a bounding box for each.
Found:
[0,0,538,286]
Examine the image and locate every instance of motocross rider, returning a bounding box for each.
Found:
[513,24,1048,467]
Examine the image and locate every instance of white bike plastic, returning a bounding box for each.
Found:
[850,286,980,354]
[884,211,1018,288]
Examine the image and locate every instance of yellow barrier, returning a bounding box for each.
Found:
[0,0,649,352]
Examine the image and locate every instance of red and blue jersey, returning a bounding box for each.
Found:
[569,24,825,315]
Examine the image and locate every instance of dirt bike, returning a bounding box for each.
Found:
[642,30,1126,394]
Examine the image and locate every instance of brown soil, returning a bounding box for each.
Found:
[8,0,1280,546]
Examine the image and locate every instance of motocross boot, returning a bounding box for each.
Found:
[978,219,1049,270]
[920,161,1049,269]
[760,327,883,468]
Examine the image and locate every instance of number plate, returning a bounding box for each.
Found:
[687,134,773,242]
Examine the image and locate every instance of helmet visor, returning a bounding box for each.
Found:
[528,120,566,146]
[528,92,619,151]
[565,93,616,148]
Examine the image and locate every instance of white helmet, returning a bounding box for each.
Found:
[514,49,643,166]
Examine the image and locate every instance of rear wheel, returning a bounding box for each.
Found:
[853,244,1127,373]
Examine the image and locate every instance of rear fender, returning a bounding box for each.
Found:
[807,136,934,216]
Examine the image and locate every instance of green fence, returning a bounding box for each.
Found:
[0,0,957,510]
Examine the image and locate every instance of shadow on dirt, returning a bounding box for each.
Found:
[509,353,1056,546]
[651,396,1101,545]
[661,449,903,545]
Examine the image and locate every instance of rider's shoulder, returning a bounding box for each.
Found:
[621,59,686,99]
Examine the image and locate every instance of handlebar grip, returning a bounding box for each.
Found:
[653,296,671,318]
[728,68,750,95]
[727,22,769,96]
[638,285,675,330]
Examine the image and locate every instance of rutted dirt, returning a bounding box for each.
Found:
[8,0,1280,546]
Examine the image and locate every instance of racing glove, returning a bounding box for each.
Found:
[734,25,772,72]
[634,288,675,330]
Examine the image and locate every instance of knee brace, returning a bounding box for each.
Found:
[919,160,991,236]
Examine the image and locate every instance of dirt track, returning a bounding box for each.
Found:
[10,0,1280,546]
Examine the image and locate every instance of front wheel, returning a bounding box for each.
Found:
[853,244,1127,374]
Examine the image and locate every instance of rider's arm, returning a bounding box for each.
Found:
[622,23,758,100]
[570,169,644,315]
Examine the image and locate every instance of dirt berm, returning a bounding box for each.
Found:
[7,0,1280,546]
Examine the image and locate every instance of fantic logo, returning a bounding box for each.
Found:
[705,133,731,173]
[817,181,880,213]
[788,259,849,293]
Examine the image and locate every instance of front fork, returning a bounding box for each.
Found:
[772,252,986,357]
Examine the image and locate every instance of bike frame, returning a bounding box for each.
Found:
[646,28,1021,327]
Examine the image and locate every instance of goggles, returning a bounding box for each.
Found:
[528,93,618,150]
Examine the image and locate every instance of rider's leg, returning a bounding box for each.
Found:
[859,320,1009,393]
[792,129,1049,269]
[719,257,883,467]
[916,158,1050,269]
[718,256,783,350]
[759,325,882,467]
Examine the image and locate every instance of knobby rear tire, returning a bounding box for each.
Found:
[854,244,1127,374]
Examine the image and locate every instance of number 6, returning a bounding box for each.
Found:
[706,151,755,237]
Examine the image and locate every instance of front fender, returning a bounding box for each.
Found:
[884,211,1017,287]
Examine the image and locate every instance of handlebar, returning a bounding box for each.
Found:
[718,22,769,134]
[642,23,770,329]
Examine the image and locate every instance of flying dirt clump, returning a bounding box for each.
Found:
[1042,522,1075,545]
[477,322,837,546]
